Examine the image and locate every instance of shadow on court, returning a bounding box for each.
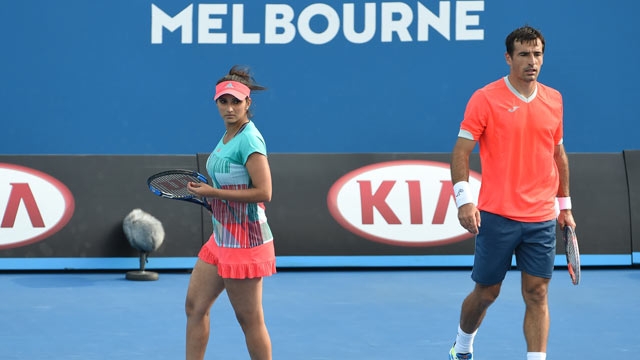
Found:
[0,268,637,359]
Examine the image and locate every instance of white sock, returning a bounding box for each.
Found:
[527,352,546,360]
[454,325,477,353]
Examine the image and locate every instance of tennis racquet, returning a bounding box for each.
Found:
[147,169,212,212]
[563,225,581,285]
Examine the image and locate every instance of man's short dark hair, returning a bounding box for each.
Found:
[506,25,545,55]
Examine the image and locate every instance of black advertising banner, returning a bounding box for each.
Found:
[0,155,203,260]
[0,152,635,269]
[260,153,631,262]
[263,153,481,256]
[558,154,631,260]
[623,150,640,264]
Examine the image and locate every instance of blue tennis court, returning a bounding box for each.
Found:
[1,268,638,359]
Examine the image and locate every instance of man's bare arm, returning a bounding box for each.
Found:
[451,137,477,184]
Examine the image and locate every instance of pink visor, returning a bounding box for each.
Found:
[214,81,251,100]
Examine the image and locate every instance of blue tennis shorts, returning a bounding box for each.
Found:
[471,211,556,285]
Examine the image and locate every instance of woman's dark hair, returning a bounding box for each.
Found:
[216,65,266,119]
[505,25,545,56]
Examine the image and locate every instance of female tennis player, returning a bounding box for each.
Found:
[184,65,275,360]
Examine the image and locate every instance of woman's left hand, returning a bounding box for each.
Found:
[187,181,213,197]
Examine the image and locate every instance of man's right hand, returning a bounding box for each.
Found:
[458,203,481,234]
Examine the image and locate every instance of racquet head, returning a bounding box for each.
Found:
[147,169,211,211]
[563,225,581,285]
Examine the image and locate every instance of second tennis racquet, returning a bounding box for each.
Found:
[563,225,581,285]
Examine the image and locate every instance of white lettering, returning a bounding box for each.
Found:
[151,4,193,44]
[198,4,227,44]
[265,4,296,44]
[343,3,376,44]
[456,1,484,40]
[417,1,450,41]
[381,3,413,42]
[232,4,260,44]
[298,4,340,45]
[150,1,485,45]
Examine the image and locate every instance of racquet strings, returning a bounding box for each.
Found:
[564,226,581,285]
[149,173,201,198]
[566,238,580,268]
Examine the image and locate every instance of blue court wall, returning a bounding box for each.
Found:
[1,1,638,155]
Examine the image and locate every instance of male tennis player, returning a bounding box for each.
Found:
[447,25,576,360]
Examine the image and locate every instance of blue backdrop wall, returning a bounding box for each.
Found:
[1,1,637,155]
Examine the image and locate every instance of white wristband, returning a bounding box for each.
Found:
[453,181,474,208]
[557,197,572,210]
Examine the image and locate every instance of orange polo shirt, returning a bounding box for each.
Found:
[460,77,563,222]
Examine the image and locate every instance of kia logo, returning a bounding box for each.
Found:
[327,160,482,247]
[0,163,75,250]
